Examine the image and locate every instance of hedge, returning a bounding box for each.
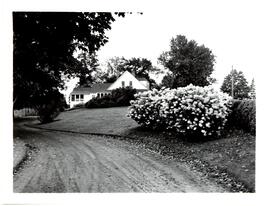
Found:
[226,99,256,134]
[85,87,137,108]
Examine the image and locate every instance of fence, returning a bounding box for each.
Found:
[13,108,38,118]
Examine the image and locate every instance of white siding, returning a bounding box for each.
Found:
[69,92,111,108]
[107,71,147,91]
[139,80,150,89]
[69,71,149,108]
[69,93,93,108]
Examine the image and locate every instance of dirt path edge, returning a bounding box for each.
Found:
[23,123,253,192]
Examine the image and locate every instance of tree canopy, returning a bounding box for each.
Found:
[158,35,215,88]
[160,73,174,88]
[220,69,250,99]
[76,52,100,87]
[13,12,124,109]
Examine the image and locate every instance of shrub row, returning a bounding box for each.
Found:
[226,99,256,134]
[85,87,137,108]
[36,91,67,123]
[128,85,232,139]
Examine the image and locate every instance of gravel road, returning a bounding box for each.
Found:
[14,124,227,193]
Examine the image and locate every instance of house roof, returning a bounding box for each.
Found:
[107,71,149,91]
[71,83,112,94]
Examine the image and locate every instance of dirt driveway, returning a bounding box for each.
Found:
[13,124,227,192]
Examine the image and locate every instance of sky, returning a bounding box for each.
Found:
[61,0,269,97]
[96,4,259,87]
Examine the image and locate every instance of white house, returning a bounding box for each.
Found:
[69,71,149,108]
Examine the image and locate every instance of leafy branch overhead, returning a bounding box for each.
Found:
[13,12,125,109]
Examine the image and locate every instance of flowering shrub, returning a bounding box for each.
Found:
[128,85,232,138]
[128,89,166,129]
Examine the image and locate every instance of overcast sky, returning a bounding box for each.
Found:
[96,0,268,88]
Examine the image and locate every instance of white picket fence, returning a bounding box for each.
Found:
[13,108,37,118]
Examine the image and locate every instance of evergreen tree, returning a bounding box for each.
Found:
[249,78,256,99]
[221,69,250,99]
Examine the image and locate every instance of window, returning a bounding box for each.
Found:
[101,93,103,97]
[80,94,84,101]
[97,93,100,98]
[122,81,125,87]
[71,95,75,101]
[76,94,80,101]
[129,81,132,87]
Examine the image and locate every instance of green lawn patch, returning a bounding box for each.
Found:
[31,107,138,135]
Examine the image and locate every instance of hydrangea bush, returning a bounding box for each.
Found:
[128,85,232,138]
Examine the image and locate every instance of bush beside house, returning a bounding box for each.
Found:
[36,91,68,123]
[85,87,137,108]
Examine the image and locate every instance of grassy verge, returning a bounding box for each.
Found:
[25,107,255,192]
[124,127,255,192]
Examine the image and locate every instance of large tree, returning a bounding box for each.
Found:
[76,52,100,87]
[220,69,250,99]
[158,35,215,88]
[106,56,127,77]
[13,12,124,110]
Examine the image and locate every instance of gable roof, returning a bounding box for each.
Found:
[71,83,112,94]
[107,71,148,91]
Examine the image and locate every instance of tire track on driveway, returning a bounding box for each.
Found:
[14,125,228,193]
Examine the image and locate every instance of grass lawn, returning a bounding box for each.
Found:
[33,107,138,135]
[29,106,255,192]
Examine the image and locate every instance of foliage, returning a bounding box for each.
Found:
[92,68,118,83]
[85,87,137,108]
[128,85,232,139]
[36,91,67,123]
[158,35,215,88]
[106,56,128,77]
[220,69,250,99]
[160,73,174,88]
[161,73,217,89]
[104,57,159,87]
[226,100,256,134]
[76,52,100,86]
[73,103,85,108]
[249,78,256,99]
[13,12,124,111]
[123,57,160,78]
[103,75,118,83]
